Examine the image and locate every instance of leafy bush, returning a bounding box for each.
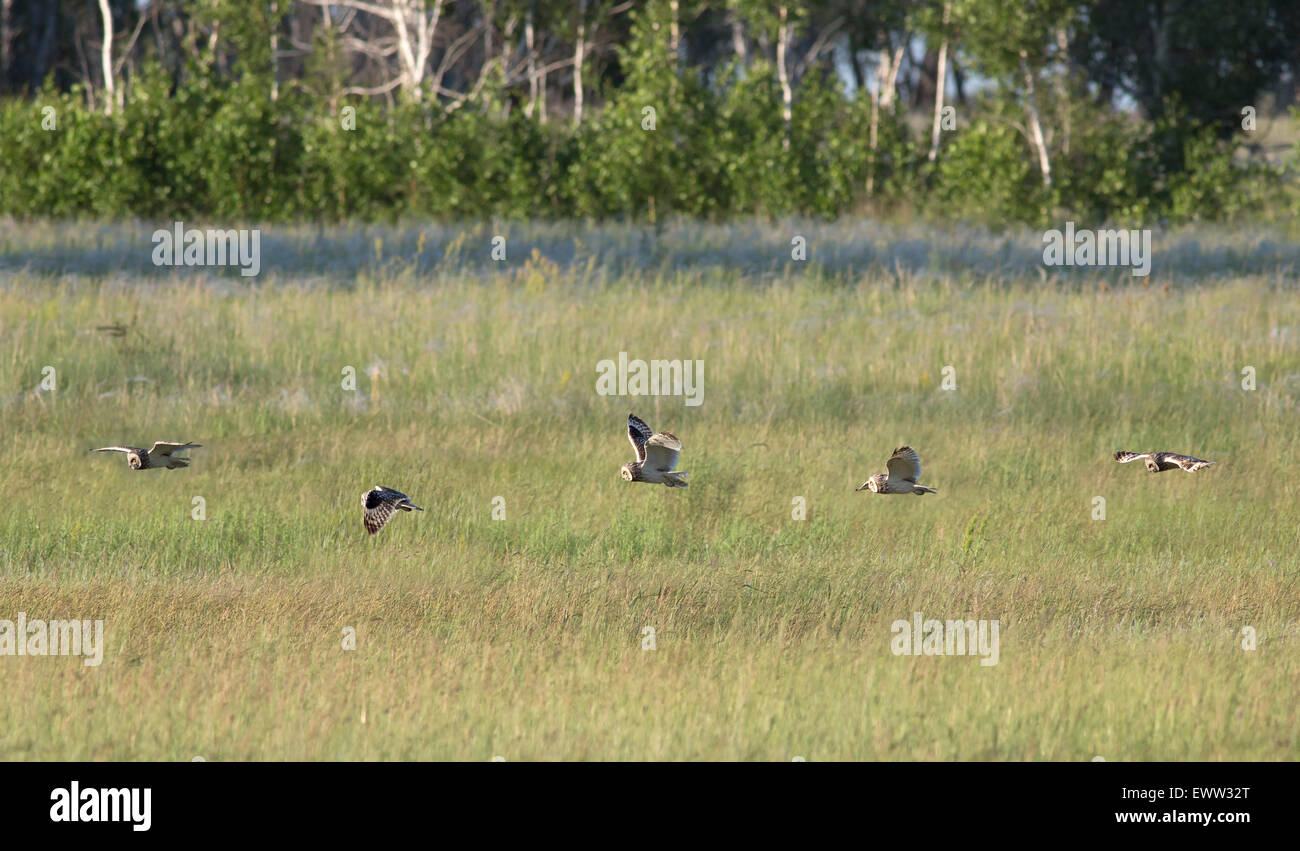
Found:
[0,51,1274,226]
[933,118,1047,226]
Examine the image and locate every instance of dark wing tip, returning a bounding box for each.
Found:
[627,416,652,440]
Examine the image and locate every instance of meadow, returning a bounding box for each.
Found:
[1,219,1297,760]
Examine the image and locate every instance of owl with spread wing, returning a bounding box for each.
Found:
[1113,451,1215,473]
[621,414,689,487]
[363,486,424,535]
[855,446,938,495]
[93,441,201,470]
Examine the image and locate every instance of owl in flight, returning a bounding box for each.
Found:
[856,446,937,495]
[363,486,423,535]
[93,441,201,470]
[622,414,689,487]
[1113,451,1215,473]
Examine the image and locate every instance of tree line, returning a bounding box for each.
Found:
[0,0,1296,224]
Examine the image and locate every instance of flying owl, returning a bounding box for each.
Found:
[362,486,424,535]
[621,414,689,487]
[856,446,937,495]
[1113,450,1215,473]
[93,441,201,470]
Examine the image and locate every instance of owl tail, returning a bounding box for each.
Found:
[912,484,937,495]
[662,472,690,488]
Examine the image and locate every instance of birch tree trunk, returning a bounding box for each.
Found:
[270,0,279,102]
[573,0,586,126]
[777,6,792,152]
[867,46,903,196]
[927,37,948,162]
[525,5,537,118]
[927,4,950,163]
[97,0,114,114]
[1054,26,1070,156]
[304,0,441,103]
[669,0,679,66]
[1020,53,1052,186]
[669,0,680,95]
[538,66,548,123]
[730,11,746,64]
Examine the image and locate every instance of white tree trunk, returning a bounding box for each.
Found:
[270,0,279,102]
[730,12,746,64]
[525,6,537,118]
[884,46,902,107]
[97,0,114,114]
[777,6,792,151]
[391,0,438,101]
[867,45,903,196]
[538,66,548,123]
[669,0,679,66]
[928,37,948,162]
[927,5,950,163]
[304,0,441,103]
[1020,54,1052,187]
[573,1,586,127]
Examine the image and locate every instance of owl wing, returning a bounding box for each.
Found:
[627,414,653,463]
[644,432,682,472]
[148,441,200,457]
[885,446,922,483]
[1164,453,1214,471]
[363,488,405,535]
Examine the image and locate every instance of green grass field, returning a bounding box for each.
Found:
[2,220,1298,760]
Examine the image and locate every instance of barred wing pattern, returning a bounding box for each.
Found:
[857,445,936,495]
[622,414,689,487]
[1114,451,1215,473]
[363,486,424,535]
[93,441,200,470]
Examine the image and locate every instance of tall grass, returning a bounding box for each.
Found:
[1,221,1297,759]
